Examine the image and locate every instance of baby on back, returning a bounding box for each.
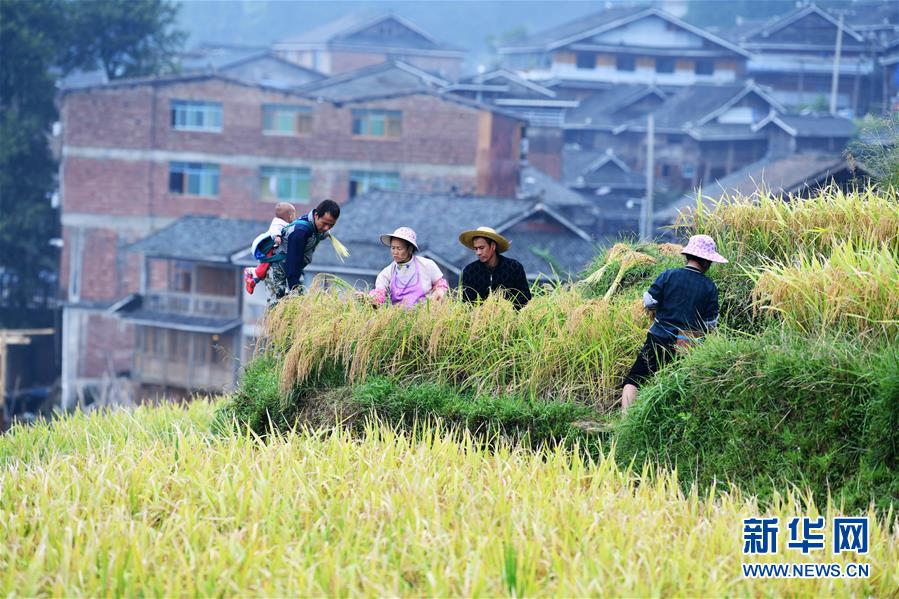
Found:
[244,202,296,294]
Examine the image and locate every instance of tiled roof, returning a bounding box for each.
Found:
[499,5,748,57]
[644,83,747,130]
[769,114,857,138]
[562,149,645,190]
[275,12,462,54]
[295,60,447,101]
[657,153,856,223]
[519,166,591,207]
[126,216,265,263]
[500,5,652,49]
[139,194,597,280]
[563,85,664,130]
[308,191,595,278]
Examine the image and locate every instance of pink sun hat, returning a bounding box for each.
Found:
[379,227,419,251]
[681,234,728,263]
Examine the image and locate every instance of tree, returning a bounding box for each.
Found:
[0,0,64,320]
[0,0,186,323]
[62,0,187,79]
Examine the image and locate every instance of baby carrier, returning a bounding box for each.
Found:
[249,217,321,264]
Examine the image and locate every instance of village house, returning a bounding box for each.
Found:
[57,69,525,405]
[444,69,578,179]
[730,4,881,116]
[496,5,750,91]
[180,45,326,89]
[272,12,465,80]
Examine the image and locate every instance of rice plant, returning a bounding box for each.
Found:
[752,241,899,339]
[2,403,896,597]
[267,286,649,407]
[675,186,899,261]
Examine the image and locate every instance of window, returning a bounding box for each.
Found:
[348,170,401,198]
[259,166,311,201]
[576,52,594,70]
[695,59,714,75]
[351,109,402,138]
[616,55,636,72]
[656,57,675,74]
[169,162,219,197]
[170,100,222,132]
[262,104,313,136]
[682,163,696,179]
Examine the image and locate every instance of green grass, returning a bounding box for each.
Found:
[215,363,608,455]
[614,330,899,513]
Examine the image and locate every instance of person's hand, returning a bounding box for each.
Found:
[429,287,447,302]
[274,235,283,247]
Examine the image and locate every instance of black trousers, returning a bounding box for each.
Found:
[623,333,676,388]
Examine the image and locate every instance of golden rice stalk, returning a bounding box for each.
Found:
[603,251,656,301]
[580,243,632,286]
[3,403,896,597]
[329,234,350,262]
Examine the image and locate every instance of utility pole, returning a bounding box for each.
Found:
[640,112,654,241]
[829,12,845,115]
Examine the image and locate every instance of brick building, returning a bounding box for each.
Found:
[58,70,524,405]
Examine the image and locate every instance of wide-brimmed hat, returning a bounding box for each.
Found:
[681,234,728,263]
[379,227,418,251]
[458,227,510,253]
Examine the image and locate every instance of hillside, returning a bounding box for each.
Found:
[2,186,898,594]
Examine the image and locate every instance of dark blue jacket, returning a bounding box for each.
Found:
[285,210,328,291]
[645,266,719,341]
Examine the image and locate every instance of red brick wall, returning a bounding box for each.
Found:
[81,312,135,378]
[475,112,522,197]
[62,82,489,215]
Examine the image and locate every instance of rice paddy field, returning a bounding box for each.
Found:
[2,188,898,596]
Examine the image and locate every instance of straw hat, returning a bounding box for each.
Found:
[458,227,511,253]
[681,235,728,263]
[379,227,419,251]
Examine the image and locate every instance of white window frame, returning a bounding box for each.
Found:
[171,100,223,132]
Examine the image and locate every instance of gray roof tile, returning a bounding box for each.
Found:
[127,216,265,262]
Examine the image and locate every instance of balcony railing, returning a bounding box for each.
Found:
[143,292,239,318]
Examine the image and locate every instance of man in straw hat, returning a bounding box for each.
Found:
[620,234,728,412]
[458,227,531,309]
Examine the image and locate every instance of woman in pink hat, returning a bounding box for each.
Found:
[620,234,728,412]
[368,227,449,308]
